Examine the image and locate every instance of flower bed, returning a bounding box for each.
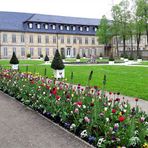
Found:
[0,69,148,147]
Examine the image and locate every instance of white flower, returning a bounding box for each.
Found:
[70,124,76,130]
[80,130,88,138]
[82,105,86,109]
[43,92,46,95]
[106,118,109,122]
[97,138,105,147]
[124,104,127,108]
[104,107,108,111]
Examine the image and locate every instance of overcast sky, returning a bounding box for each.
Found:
[0,0,121,19]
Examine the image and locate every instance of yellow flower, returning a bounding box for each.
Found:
[71,94,74,97]
[119,112,122,116]
[143,143,148,148]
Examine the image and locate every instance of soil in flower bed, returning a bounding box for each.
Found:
[0,69,147,147]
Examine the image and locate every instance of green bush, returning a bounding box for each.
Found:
[109,53,114,61]
[76,53,80,59]
[10,52,19,64]
[44,54,49,61]
[51,49,65,70]
[27,53,31,58]
[129,53,134,60]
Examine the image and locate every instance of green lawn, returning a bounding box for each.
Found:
[0,59,44,65]
[0,60,148,100]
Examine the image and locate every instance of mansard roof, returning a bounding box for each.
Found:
[0,11,100,34]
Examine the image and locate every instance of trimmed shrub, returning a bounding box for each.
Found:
[44,54,49,61]
[129,53,134,60]
[51,49,65,70]
[27,53,31,58]
[83,52,86,58]
[10,52,19,64]
[109,53,114,61]
[76,53,80,59]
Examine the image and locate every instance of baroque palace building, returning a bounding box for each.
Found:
[0,11,107,59]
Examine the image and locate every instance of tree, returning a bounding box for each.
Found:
[10,51,19,64]
[51,49,64,70]
[133,0,145,57]
[118,0,131,56]
[135,0,148,44]
[96,15,111,55]
[111,5,121,57]
[44,54,49,61]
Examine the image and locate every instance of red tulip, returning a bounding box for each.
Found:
[119,116,125,122]
[112,109,116,113]
[135,98,139,102]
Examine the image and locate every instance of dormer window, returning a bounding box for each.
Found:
[86,27,89,31]
[29,23,33,29]
[72,26,76,31]
[44,24,48,29]
[37,24,41,29]
[52,24,56,30]
[79,26,83,31]
[66,26,70,31]
[60,25,63,30]
[95,27,97,32]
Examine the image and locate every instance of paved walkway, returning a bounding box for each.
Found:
[0,92,92,148]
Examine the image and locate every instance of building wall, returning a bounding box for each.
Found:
[0,31,104,59]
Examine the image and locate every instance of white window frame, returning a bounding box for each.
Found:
[67,26,70,31]
[37,24,41,29]
[73,26,76,31]
[86,27,89,31]
[45,24,48,30]
[80,26,83,31]
[29,23,33,29]
[60,25,64,30]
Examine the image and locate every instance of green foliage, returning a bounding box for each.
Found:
[100,53,103,57]
[51,49,65,70]
[44,54,49,61]
[109,53,114,61]
[76,53,80,59]
[129,53,134,60]
[96,15,111,46]
[10,52,19,64]
[26,53,31,58]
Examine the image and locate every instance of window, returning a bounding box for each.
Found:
[72,26,76,31]
[29,23,33,29]
[12,34,16,43]
[21,34,25,43]
[30,48,34,56]
[67,37,71,44]
[85,37,88,44]
[79,26,83,31]
[21,48,25,56]
[79,37,82,44]
[44,24,48,29]
[45,36,49,44]
[46,48,49,55]
[38,48,42,56]
[38,35,42,43]
[92,38,95,45]
[3,34,7,43]
[53,36,56,44]
[52,24,56,30]
[86,27,89,31]
[37,24,41,29]
[13,47,16,53]
[61,36,64,44]
[60,25,64,30]
[29,35,33,43]
[95,27,97,32]
[66,26,70,30]
[73,37,77,44]
[3,47,8,57]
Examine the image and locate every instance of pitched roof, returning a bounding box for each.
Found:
[27,14,99,26]
[0,11,100,32]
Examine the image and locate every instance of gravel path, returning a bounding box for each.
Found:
[0,91,92,148]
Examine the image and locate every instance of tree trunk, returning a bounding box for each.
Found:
[136,33,141,57]
[130,34,133,54]
[123,35,126,55]
[116,36,119,57]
